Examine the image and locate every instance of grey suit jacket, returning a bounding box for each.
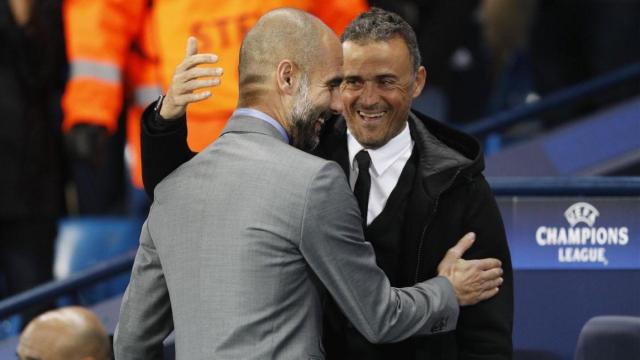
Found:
[114,114,459,359]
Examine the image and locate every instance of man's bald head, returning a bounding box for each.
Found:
[17,306,110,360]
[237,8,338,105]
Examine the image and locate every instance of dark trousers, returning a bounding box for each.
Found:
[0,218,56,325]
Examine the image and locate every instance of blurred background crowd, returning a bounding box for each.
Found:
[1,0,639,359]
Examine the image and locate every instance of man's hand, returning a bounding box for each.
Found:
[437,233,503,306]
[159,37,223,120]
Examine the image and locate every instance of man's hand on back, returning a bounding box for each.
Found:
[437,233,504,306]
[160,36,223,120]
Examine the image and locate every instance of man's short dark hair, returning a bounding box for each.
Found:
[341,7,421,73]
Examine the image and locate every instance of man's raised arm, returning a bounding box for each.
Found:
[141,37,221,198]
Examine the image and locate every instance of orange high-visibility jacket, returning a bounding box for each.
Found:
[62,0,368,188]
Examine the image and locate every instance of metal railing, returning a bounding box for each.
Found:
[488,176,640,196]
[0,250,136,319]
[463,62,640,137]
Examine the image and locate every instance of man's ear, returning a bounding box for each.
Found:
[412,66,427,99]
[276,60,295,95]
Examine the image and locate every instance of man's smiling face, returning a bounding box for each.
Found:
[340,37,425,149]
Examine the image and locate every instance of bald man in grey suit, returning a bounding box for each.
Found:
[114,8,503,359]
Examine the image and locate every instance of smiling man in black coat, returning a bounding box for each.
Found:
[139,8,513,360]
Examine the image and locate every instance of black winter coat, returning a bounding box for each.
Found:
[315,112,513,360]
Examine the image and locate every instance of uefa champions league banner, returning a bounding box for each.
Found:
[497,197,640,269]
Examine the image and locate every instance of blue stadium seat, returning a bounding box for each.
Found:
[0,315,20,341]
[54,217,143,305]
[574,316,640,360]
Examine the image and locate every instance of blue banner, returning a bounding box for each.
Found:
[497,197,640,269]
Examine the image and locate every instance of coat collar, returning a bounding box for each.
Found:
[407,110,483,179]
[407,110,481,199]
[220,113,288,144]
[317,110,484,199]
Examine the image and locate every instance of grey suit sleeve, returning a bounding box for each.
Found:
[299,162,459,344]
[114,220,174,359]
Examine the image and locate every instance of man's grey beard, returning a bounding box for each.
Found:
[289,75,323,152]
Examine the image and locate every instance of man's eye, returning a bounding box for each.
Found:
[328,80,342,89]
[380,79,395,86]
[344,79,362,87]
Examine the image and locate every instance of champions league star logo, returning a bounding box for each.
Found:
[564,202,599,227]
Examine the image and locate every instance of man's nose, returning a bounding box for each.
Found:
[359,82,380,107]
[330,90,343,115]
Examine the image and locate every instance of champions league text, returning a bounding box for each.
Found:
[535,226,629,265]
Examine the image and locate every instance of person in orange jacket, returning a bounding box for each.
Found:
[62,0,368,192]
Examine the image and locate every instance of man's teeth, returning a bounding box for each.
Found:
[358,111,385,118]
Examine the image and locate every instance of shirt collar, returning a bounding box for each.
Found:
[347,123,413,176]
[233,108,289,144]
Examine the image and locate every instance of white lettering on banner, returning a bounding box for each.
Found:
[534,202,631,266]
[558,247,608,265]
[536,227,629,246]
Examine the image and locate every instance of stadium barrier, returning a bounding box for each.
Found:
[462,62,640,137]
